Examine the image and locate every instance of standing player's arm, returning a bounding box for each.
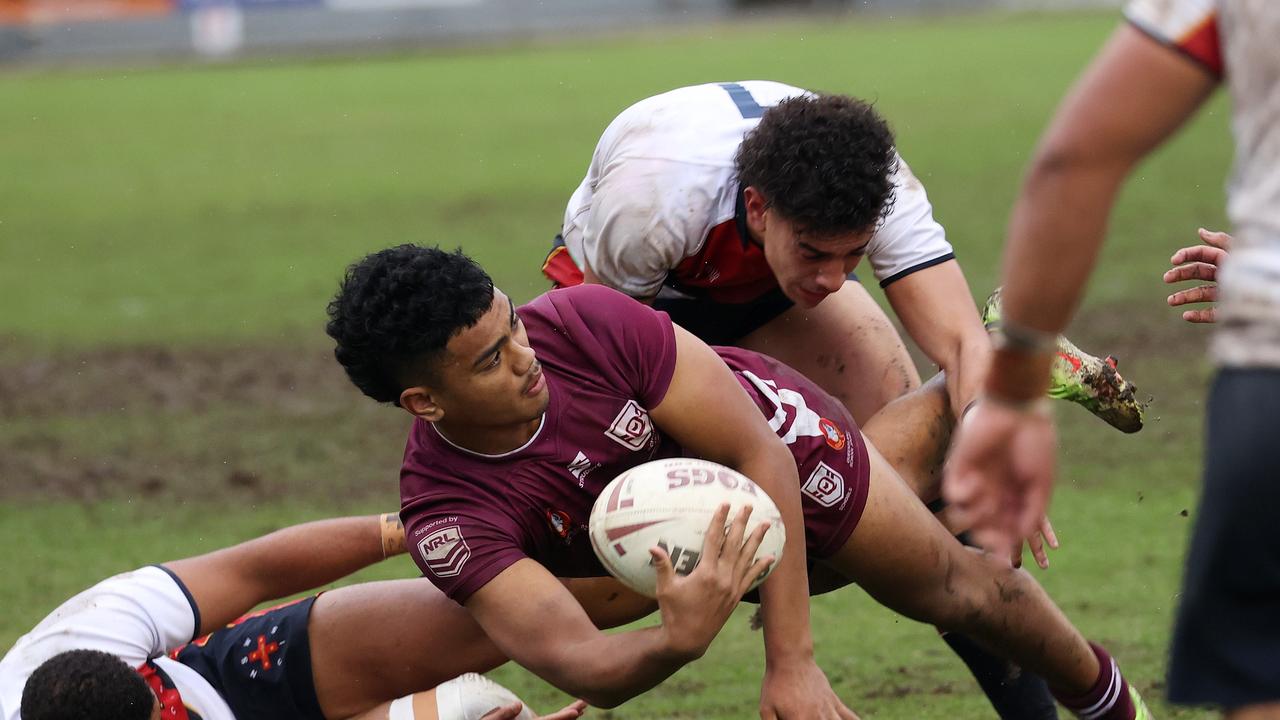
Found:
[991,23,1218,397]
[650,326,853,718]
[885,259,991,416]
[163,513,406,636]
[946,23,1219,555]
[464,506,772,709]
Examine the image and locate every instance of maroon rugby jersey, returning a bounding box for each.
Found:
[400,285,869,603]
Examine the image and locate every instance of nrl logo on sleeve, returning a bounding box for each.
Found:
[606,400,654,451]
[418,525,470,578]
[802,462,847,508]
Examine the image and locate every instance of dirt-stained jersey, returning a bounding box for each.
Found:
[0,566,233,720]
[1128,0,1280,368]
[400,285,870,604]
[551,81,954,303]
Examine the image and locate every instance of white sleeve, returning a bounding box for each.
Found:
[0,565,199,714]
[577,158,715,299]
[863,154,956,287]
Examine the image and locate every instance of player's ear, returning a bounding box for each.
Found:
[742,186,768,232]
[400,386,444,422]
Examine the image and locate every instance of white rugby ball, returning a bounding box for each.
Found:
[589,458,785,598]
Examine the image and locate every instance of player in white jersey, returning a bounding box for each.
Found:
[545,80,1146,433]
[945,0,1280,716]
[0,514,587,720]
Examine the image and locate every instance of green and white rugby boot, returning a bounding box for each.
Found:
[983,288,1147,434]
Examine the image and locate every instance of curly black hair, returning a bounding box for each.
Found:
[21,649,155,720]
[326,245,494,405]
[735,93,898,237]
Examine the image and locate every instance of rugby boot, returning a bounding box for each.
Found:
[983,288,1146,433]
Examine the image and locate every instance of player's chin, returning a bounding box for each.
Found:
[788,286,828,309]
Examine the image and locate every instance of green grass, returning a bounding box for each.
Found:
[0,8,1228,718]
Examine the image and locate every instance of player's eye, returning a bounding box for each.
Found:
[485,352,501,369]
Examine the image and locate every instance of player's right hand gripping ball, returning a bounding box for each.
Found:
[589,458,785,598]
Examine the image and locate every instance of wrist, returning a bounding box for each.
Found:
[984,347,1054,404]
[380,513,406,558]
[656,625,707,663]
[764,640,815,668]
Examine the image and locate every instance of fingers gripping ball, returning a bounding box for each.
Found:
[589,458,785,598]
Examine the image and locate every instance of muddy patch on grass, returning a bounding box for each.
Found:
[0,344,348,419]
[0,341,409,503]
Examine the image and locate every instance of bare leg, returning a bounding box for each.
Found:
[861,371,952,502]
[738,280,920,426]
[822,441,1099,694]
[309,580,506,720]
[309,577,652,720]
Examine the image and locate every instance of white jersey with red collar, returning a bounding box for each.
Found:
[558,81,955,303]
[1127,0,1280,367]
[0,566,233,720]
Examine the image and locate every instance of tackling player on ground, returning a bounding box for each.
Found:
[0,513,601,720]
[327,245,1154,720]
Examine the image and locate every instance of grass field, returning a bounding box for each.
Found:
[0,8,1229,718]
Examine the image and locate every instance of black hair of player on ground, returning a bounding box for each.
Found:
[736,94,898,237]
[327,245,495,406]
[22,649,154,720]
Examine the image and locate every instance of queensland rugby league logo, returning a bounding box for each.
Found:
[418,525,470,578]
[606,400,655,452]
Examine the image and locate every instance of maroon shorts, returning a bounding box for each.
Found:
[716,345,872,561]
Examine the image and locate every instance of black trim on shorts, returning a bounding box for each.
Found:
[878,252,956,288]
[153,564,202,643]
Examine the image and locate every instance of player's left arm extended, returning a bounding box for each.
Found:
[163,513,406,636]
[649,327,818,674]
[886,258,990,416]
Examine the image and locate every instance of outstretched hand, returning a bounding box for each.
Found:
[1164,228,1232,323]
[652,503,775,662]
[943,399,1058,564]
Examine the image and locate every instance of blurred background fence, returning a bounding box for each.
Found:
[0,0,1120,65]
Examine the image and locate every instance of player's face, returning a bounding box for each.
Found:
[760,211,870,308]
[433,289,549,430]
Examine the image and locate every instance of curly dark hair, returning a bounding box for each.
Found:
[735,93,898,237]
[326,245,494,405]
[21,649,155,720]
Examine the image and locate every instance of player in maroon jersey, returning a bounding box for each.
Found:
[326,245,1152,720]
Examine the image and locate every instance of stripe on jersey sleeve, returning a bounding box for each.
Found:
[878,252,956,288]
[152,564,202,642]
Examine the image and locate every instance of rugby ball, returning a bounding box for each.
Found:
[588,458,785,598]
